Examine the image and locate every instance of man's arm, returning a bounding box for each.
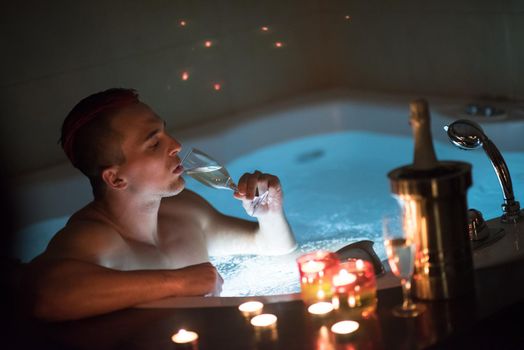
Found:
[22,258,220,321]
[183,172,297,256]
[21,223,221,321]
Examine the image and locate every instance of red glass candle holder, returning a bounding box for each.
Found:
[297,251,340,305]
[329,259,377,316]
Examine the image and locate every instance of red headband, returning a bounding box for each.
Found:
[61,90,139,166]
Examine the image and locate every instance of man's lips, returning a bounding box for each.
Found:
[173,164,184,174]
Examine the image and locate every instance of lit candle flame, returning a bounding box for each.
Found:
[307,302,334,315]
[171,329,199,344]
[213,83,221,91]
[332,269,357,287]
[181,71,189,81]
[317,289,325,299]
[250,314,277,327]
[301,260,325,273]
[349,295,356,307]
[331,320,359,335]
[238,301,263,314]
[274,41,284,48]
[179,20,187,27]
[261,26,269,32]
[204,40,213,48]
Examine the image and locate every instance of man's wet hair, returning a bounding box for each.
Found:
[60,88,140,197]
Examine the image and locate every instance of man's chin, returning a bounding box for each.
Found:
[168,178,185,195]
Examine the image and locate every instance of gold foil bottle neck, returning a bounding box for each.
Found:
[410,98,438,170]
[410,99,429,118]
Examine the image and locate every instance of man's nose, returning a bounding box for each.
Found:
[168,137,181,156]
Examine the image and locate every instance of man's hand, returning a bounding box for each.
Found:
[233,171,283,217]
[180,262,223,296]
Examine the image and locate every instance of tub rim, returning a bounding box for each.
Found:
[136,271,401,308]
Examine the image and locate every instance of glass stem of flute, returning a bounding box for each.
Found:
[401,279,414,309]
[228,179,268,215]
[226,179,238,191]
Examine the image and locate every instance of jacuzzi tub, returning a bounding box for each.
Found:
[12,89,524,307]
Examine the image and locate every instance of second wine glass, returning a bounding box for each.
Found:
[383,215,426,317]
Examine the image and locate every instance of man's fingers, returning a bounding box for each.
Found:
[267,175,282,197]
[236,172,281,204]
[237,173,250,195]
[256,174,270,196]
[245,173,259,200]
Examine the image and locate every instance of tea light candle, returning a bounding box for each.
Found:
[172,329,199,345]
[250,314,277,328]
[238,301,264,317]
[331,320,359,335]
[348,295,357,308]
[307,301,334,315]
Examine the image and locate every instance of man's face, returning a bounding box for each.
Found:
[110,102,185,196]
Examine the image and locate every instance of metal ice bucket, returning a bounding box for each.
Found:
[388,161,475,300]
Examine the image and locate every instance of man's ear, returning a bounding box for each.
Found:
[101,166,127,190]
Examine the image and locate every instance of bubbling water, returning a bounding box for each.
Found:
[187,131,524,297]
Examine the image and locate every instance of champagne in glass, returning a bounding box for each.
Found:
[182,148,268,215]
[383,216,425,318]
[185,165,238,191]
[385,238,415,280]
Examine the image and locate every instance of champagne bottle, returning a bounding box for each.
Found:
[409,99,438,170]
[388,98,474,301]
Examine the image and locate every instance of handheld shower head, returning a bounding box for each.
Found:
[444,119,521,223]
[443,119,486,150]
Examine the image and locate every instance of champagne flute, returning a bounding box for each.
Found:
[383,215,425,317]
[181,148,269,216]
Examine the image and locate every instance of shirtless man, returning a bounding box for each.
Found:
[23,88,296,321]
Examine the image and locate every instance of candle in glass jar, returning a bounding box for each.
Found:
[329,259,377,314]
[297,251,340,304]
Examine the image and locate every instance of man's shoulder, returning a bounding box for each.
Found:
[62,217,123,242]
[42,217,126,264]
[159,189,222,231]
[64,204,123,239]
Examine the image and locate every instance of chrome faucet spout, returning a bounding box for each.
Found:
[445,119,521,223]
